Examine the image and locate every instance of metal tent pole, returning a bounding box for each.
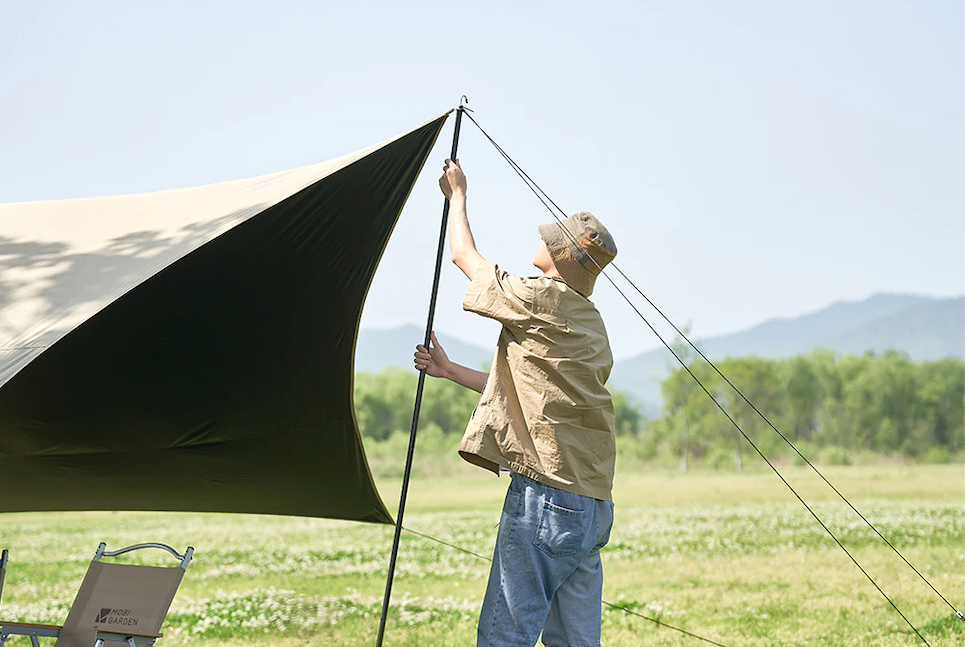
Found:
[374,98,467,647]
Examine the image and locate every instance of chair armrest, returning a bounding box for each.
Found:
[0,621,63,630]
[0,621,63,641]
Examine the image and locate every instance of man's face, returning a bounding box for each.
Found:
[533,241,553,273]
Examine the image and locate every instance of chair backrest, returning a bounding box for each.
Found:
[55,543,193,647]
[0,548,8,615]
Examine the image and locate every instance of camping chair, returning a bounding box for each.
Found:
[0,542,193,647]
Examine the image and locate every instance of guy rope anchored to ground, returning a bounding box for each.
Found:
[376,99,962,647]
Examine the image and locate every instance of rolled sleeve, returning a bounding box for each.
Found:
[462,261,535,327]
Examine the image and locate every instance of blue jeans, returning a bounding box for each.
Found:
[478,473,614,647]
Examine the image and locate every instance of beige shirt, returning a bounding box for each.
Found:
[458,261,616,501]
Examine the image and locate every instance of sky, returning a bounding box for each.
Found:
[1,0,962,360]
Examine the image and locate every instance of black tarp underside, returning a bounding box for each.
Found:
[0,115,448,523]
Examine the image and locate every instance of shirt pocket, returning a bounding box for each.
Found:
[533,499,588,558]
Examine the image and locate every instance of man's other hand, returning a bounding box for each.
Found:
[414,331,451,378]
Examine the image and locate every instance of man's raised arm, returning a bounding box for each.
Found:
[439,158,485,279]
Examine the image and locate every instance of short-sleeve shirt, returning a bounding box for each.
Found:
[458,260,616,501]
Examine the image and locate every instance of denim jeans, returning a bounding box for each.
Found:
[478,472,614,647]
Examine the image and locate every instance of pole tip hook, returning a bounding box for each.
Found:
[459,95,470,109]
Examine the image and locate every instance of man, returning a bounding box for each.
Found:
[414,158,618,647]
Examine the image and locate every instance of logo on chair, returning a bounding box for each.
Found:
[94,608,138,626]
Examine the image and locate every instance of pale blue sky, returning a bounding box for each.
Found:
[2,0,962,359]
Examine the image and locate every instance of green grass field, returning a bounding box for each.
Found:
[0,464,961,646]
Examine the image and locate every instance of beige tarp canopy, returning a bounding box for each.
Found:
[0,113,449,523]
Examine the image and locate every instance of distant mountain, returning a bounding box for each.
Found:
[823,297,964,359]
[608,294,964,413]
[355,324,494,374]
[685,293,935,358]
[355,294,964,415]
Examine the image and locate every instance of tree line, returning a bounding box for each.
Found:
[354,350,964,466]
[654,350,963,467]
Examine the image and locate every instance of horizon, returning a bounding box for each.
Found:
[361,291,965,361]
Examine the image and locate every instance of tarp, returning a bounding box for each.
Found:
[0,113,449,523]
